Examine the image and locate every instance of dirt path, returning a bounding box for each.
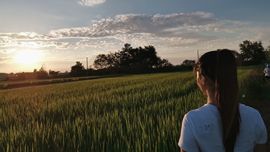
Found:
[246,80,270,152]
[251,100,270,152]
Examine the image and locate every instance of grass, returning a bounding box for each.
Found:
[0,68,255,151]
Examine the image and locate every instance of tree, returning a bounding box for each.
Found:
[36,66,49,79]
[117,44,161,71]
[49,70,60,78]
[266,46,270,62]
[155,58,173,68]
[142,45,160,68]
[70,61,85,76]
[93,43,172,73]
[181,60,195,67]
[39,66,47,73]
[94,53,119,69]
[94,54,110,69]
[239,40,266,65]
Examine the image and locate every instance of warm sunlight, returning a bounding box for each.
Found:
[13,50,43,70]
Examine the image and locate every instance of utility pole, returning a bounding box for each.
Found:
[86,57,89,76]
[86,57,88,70]
[197,50,200,61]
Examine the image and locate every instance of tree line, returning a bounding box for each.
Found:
[70,40,270,77]
[5,40,270,80]
[70,43,183,76]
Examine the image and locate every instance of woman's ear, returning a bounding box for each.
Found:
[197,72,209,96]
[197,72,205,92]
[197,72,205,85]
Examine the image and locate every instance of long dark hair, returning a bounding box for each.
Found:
[196,49,240,151]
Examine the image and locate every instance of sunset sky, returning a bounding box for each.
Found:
[1,0,270,73]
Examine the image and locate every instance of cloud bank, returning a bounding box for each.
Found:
[78,0,106,7]
[49,12,217,38]
[1,12,223,51]
[1,12,270,69]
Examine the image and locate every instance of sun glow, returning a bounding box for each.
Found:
[13,50,43,70]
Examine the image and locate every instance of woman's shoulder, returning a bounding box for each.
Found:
[184,104,218,121]
[183,103,262,122]
[239,103,264,124]
[239,103,261,116]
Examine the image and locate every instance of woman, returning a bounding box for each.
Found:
[178,49,267,152]
[264,64,270,79]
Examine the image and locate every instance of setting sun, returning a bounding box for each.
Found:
[13,50,43,70]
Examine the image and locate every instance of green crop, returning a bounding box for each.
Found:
[0,69,253,152]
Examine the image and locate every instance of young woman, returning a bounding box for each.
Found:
[178,49,267,152]
[264,64,270,79]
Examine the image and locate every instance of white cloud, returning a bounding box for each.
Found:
[78,0,106,7]
[0,32,49,41]
[48,12,240,51]
[49,12,217,38]
[0,32,72,50]
[28,12,266,57]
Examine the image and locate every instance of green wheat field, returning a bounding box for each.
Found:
[0,68,253,151]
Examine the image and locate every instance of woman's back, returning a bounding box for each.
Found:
[178,103,267,152]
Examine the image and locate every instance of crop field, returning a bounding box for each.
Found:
[0,69,253,151]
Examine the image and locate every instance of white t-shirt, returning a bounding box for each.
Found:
[178,103,267,152]
[264,67,270,77]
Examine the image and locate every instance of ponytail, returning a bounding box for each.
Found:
[199,49,240,152]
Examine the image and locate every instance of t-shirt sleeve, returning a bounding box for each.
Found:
[178,113,200,152]
[255,111,268,144]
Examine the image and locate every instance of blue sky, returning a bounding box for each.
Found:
[1,0,270,72]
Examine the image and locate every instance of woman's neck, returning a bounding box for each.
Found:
[207,90,216,105]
